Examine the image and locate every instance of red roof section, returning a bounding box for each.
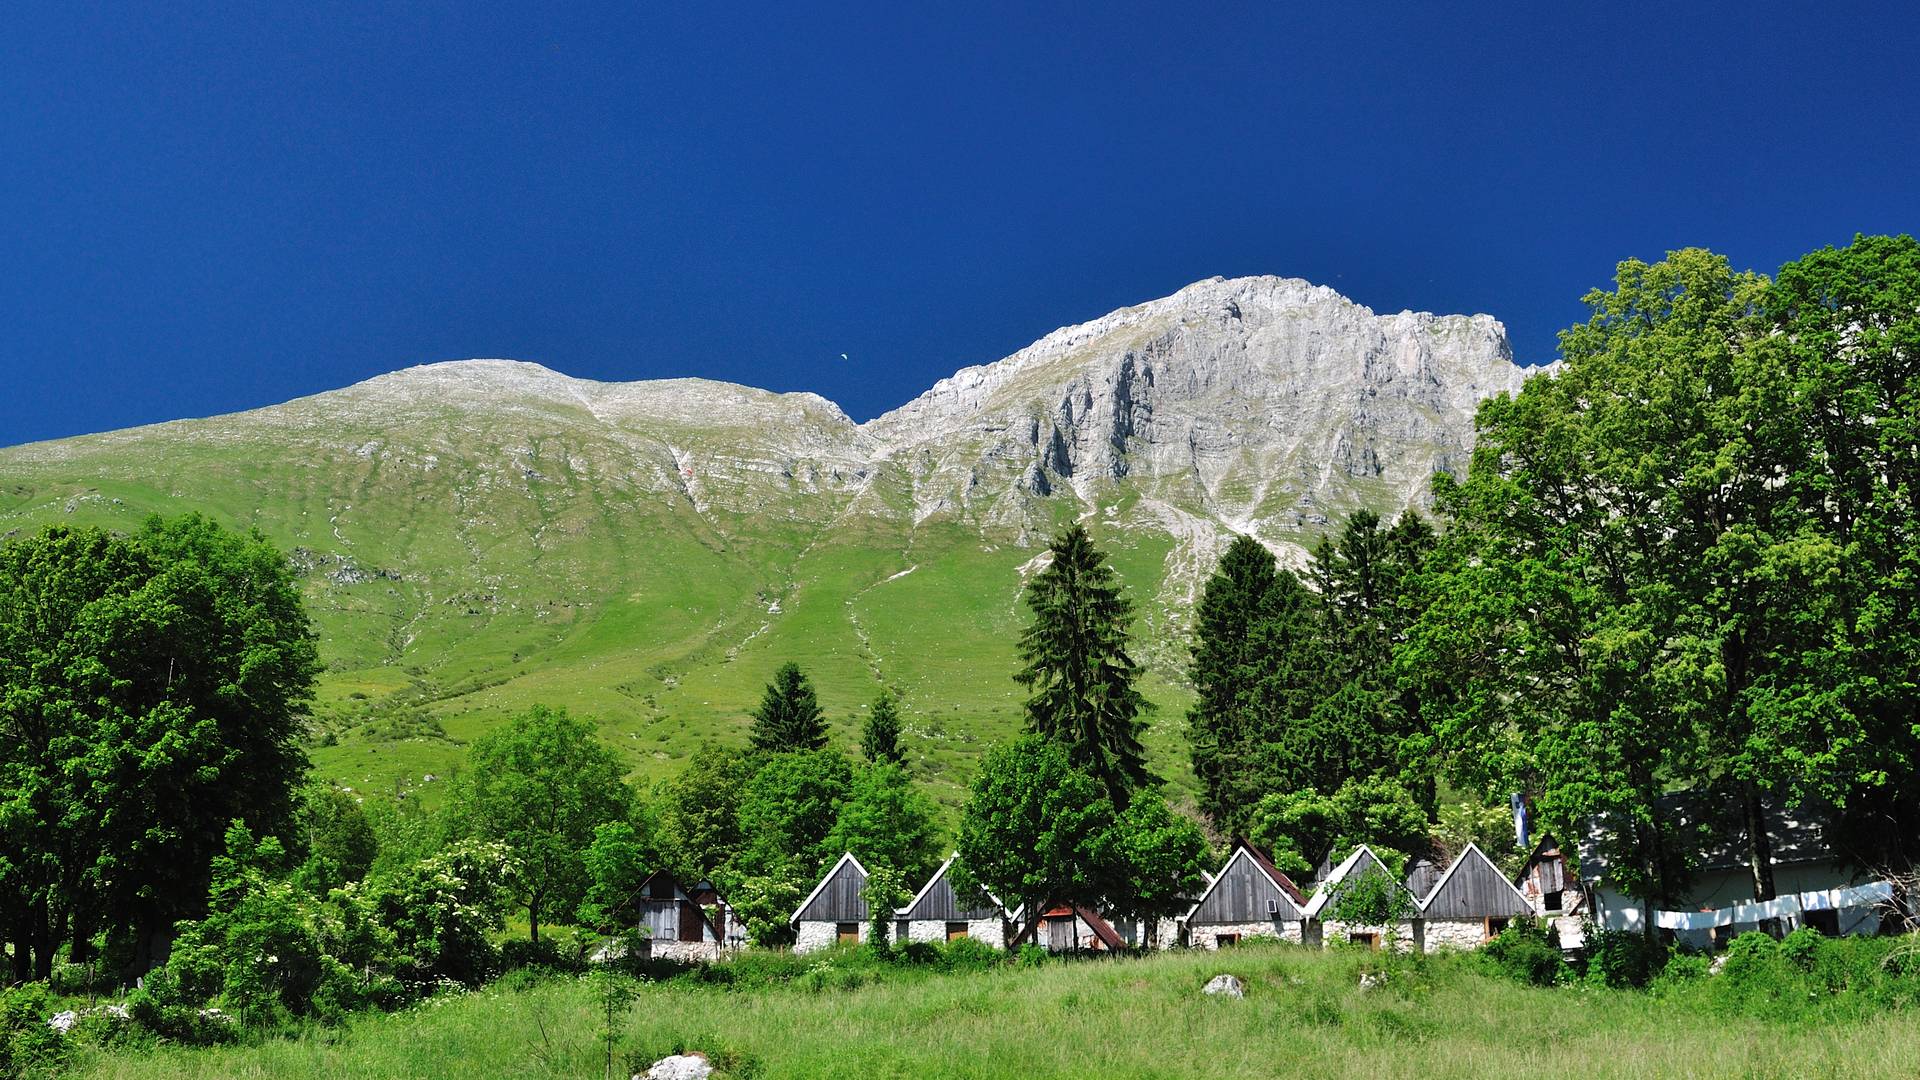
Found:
[1072,905,1127,951]
[1244,844,1309,906]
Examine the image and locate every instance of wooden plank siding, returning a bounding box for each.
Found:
[636,871,720,942]
[1419,844,1533,919]
[1404,858,1442,900]
[1305,845,1420,919]
[901,866,999,921]
[1189,847,1305,924]
[795,855,869,922]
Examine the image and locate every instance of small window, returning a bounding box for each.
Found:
[1216,933,1241,947]
[1805,909,1840,937]
[836,922,860,944]
[1350,932,1380,950]
[1486,917,1510,940]
[946,922,969,941]
[1542,889,1564,914]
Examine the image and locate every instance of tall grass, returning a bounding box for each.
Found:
[69,944,1920,1079]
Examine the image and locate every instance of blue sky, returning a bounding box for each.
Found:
[3,2,1914,445]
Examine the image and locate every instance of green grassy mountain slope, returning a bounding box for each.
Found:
[0,276,1535,807]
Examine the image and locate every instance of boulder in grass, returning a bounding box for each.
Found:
[639,1052,713,1080]
[1202,974,1245,998]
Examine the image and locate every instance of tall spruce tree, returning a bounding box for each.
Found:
[1187,535,1277,826]
[1184,535,1338,832]
[1303,511,1440,806]
[860,690,905,764]
[1014,524,1151,807]
[748,662,828,752]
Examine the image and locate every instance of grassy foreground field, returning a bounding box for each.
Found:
[69,944,1920,1080]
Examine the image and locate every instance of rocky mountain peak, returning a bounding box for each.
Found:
[861,275,1530,548]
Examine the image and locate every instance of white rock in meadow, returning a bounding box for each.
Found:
[1202,973,1246,998]
[639,1052,713,1080]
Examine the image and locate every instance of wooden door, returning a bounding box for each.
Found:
[1048,917,1073,952]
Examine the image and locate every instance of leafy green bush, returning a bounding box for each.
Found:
[939,936,1004,973]
[1654,951,1711,983]
[1778,927,1822,972]
[0,984,68,1079]
[893,940,941,966]
[501,935,585,975]
[363,838,518,988]
[1645,929,1920,1021]
[121,976,241,1049]
[163,824,351,1027]
[1581,927,1670,989]
[1481,919,1567,987]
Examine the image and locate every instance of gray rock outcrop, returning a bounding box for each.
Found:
[1202,973,1246,998]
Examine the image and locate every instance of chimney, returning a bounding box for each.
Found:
[1511,792,1530,850]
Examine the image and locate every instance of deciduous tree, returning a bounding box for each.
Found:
[452,705,633,943]
[0,515,320,978]
[951,736,1115,941]
[824,762,944,889]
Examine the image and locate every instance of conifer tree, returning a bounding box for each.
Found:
[1187,534,1280,827]
[1014,524,1151,807]
[860,690,905,764]
[748,662,828,752]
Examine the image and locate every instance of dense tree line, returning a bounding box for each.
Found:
[1185,511,1438,871]
[1184,234,1920,925]
[1412,235,1920,917]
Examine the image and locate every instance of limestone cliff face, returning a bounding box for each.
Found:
[863,276,1530,552]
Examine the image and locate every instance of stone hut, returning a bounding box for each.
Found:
[1182,842,1309,949]
[1414,842,1535,951]
[635,870,735,962]
[1514,836,1587,949]
[894,855,1012,948]
[1302,845,1423,952]
[791,852,871,954]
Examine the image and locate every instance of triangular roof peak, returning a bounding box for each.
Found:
[1303,844,1406,918]
[898,853,958,916]
[1181,841,1307,924]
[789,851,870,926]
[1417,841,1533,918]
[894,853,1011,918]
